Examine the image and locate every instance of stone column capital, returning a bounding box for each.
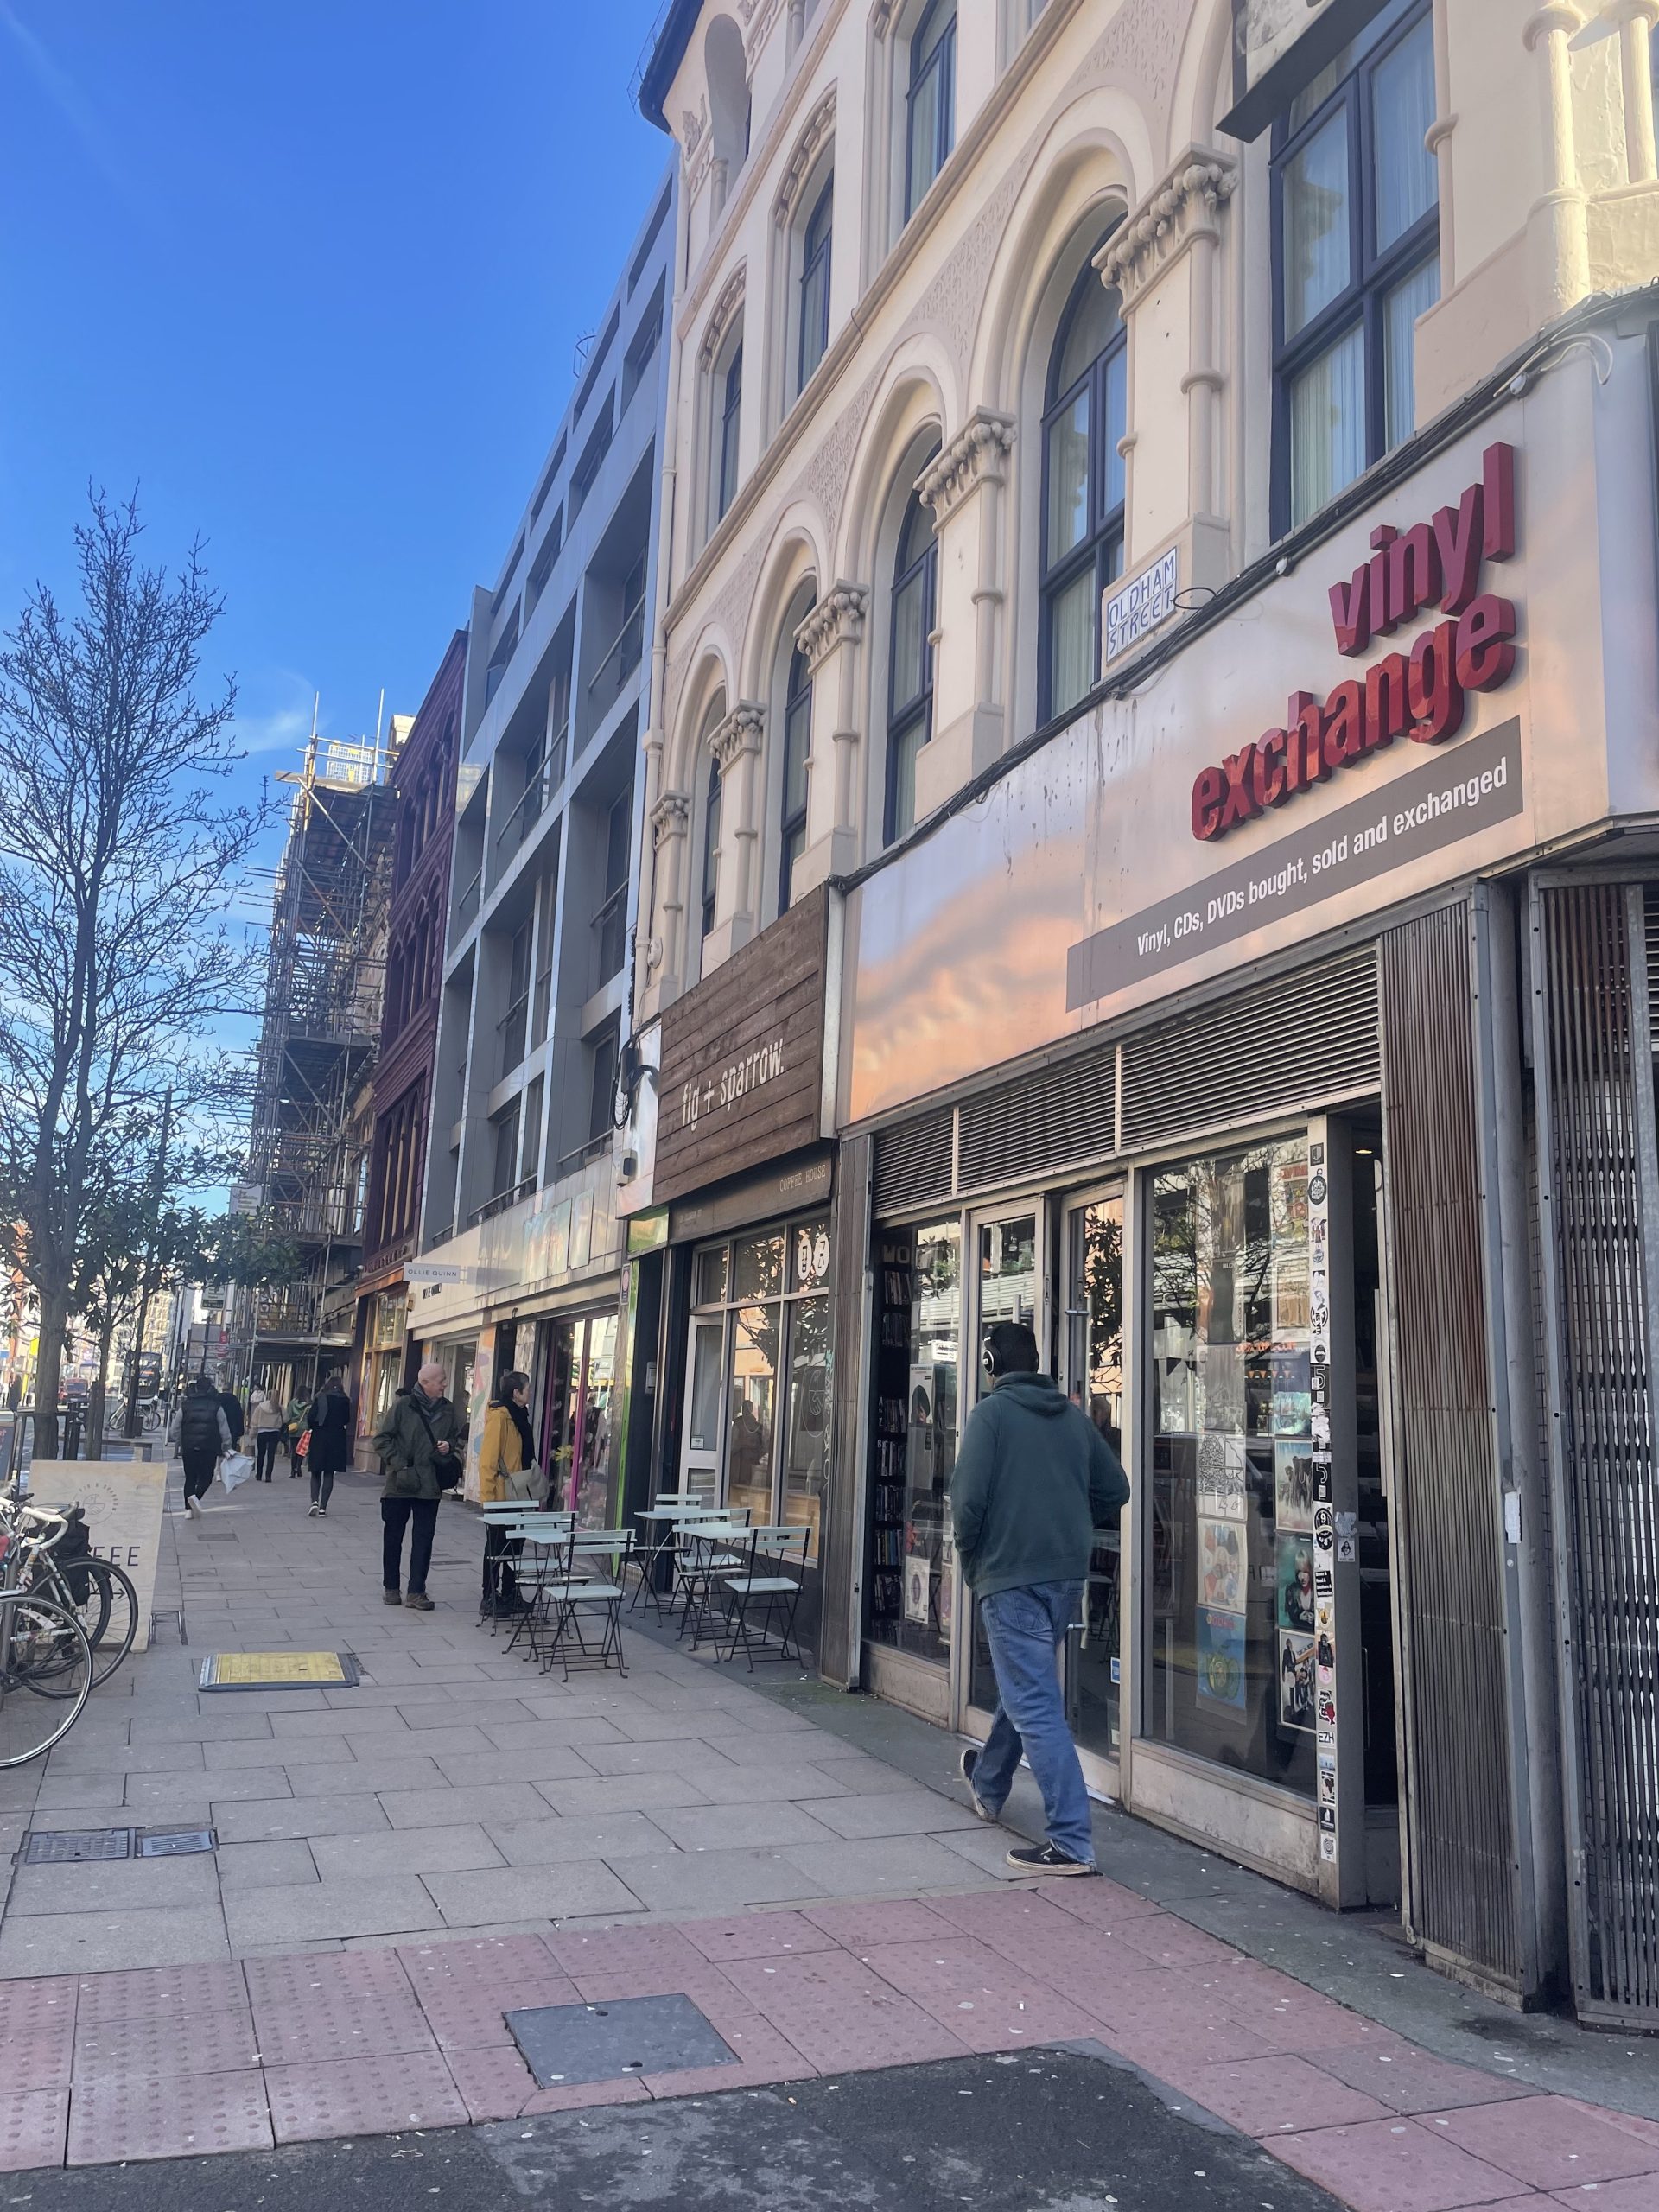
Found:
[710,702,765,771]
[916,411,1015,524]
[650,791,690,849]
[794,582,869,674]
[1095,149,1238,311]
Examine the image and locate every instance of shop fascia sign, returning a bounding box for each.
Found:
[677,1033,785,1134]
[1190,442,1518,842]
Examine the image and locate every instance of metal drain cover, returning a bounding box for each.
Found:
[505,1995,738,2088]
[23,1829,132,1865]
[137,1827,214,1857]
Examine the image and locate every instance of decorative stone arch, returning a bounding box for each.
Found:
[835,346,953,584]
[773,85,838,230]
[741,506,827,926]
[664,638,738,799]
[739,503,829,700]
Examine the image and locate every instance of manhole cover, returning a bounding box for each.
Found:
[137,1828,215,1857]
[505,1994,738,2088]
[200,1651,359,1691]
[23,1829,132,1865]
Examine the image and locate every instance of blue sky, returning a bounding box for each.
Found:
[0,0,671,821]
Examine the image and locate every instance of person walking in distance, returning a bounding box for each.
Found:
[953,1320,1129,1876]
[247,1386,285,1482]
[168,1375,232,1520]
[303,1369,353,1518]
[372,1361,463,1610]
[285,1391,308,1476]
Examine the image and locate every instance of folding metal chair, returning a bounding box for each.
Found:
[631,1493,713,1616]
[713,1524,811,1669]
[502,1512,575,1655]
[670,1509,751,1645]
[531,1526,633,1681]
[477,1505,545,1629]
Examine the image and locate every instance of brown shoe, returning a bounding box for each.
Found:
[382,1589,402,1606]
[404,1592,435,1611]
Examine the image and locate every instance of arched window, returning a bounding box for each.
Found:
[702,758,722,940]
[779,632,812,912]
[1040,254,1127,721]
[886,472,938,846]
[715,328,743,526]
[798,177,833,394]
[906,1,956,219]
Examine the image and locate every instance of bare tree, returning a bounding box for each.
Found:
[0,493,268,1455]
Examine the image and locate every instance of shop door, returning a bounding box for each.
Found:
[960,1206,1046,1726]
[679,1315,724,1500]
[1060,1189,1125,1784]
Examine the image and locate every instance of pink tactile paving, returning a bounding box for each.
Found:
[1272,2114,1554,2212]
[1043,1873,1166,1925]
[802,1898,960,1951]
[930,1885,1109,1947]
[0,1983,78,2092]
[443,2044,541,2123]
[1318,2037,1535,2114]
[66,2069,273,2165]
[856,1935,1102,2053]
[397,1932,560,1990]
[1547,2174,1659,2209]
[264,2051,469,2144]
[1183,2054,1394,2136]
[1558,2097,1659,2156]
[73,1962,247,2023]
[417,1977,579,2051]
[643,2053,817,2100]
[720,1947,971,2074]
[548,1924,712,1991]
[243,1945,413,2012]
[1079,1974,1283,2070]
[247,1961,435,2067]
[0,2088,68,2172]
[519,2075,652,2117]
[1110,1911,1243,1970]
[73,2005,260,2080]
[1179,1961,1392,2053]
[928,1886,1167,1997]
[1424,2094,1659,2192]
[679,1910,839,1963]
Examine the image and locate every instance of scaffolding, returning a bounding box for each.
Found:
[232,729,402,1397]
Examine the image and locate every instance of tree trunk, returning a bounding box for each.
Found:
[86,1319,117,1459]
[33,1283,67,1460]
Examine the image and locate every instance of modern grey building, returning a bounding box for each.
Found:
[412,166,675,1528]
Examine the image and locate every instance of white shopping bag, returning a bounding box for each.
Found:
[219,1451,254,1493]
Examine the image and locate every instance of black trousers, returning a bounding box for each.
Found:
[255,1432,281,1480]
[382,1497,439,1594]
[482,1522,523,1607]
[181,1452,216,1503]
[310,1460,337,1510]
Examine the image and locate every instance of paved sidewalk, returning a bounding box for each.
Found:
[0,1465,1649,2209]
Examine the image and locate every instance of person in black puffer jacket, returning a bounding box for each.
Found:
[168,1376,232,1519]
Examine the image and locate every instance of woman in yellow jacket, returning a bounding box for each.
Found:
[478,1370,537,1616]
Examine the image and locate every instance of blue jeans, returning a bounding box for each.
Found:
[973,1580,1095,1866]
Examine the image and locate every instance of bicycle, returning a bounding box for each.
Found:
[0,1492,137,1692]
[0,1502,92,1765]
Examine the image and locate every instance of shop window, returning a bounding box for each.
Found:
[1039,252,1126,722]
[1147,1134,1315,1798]
[885,473,939,846]
[905,0,956,219]
[694,1243,728,1306]
[540,1312,617,1529]
[779,633,812,913]
[1271,0,1439,533]
[734,1228,785,1300]
[798,176,834,395]
[869,1217,961,1665]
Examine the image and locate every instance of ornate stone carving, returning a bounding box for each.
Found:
[802,365,881,547]
[794,582,868,671]
[710,702,765,770]
[651,791,690,849]
[774,87,837,225]
[901,162,1023,372]
[916,410,1014,523]
[741,0,785,51]
[1095,151,1237,310]
[698,264,747,369]
[682,98,708,156]
[1082,0,1184,135]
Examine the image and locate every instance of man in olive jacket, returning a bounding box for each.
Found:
[372,1361,465,1611]
[953,1320,1129,1876]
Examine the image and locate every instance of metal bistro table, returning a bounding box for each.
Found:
[630,1498,728,1620]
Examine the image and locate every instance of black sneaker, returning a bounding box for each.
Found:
[1006,1841,1098,1878]
[959,1745,996,1822]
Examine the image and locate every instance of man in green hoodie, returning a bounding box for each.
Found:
[952,1319,1129,1875]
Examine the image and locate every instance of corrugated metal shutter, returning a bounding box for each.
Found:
[871,1108,953,1217]
[1379,905,1520,1988]
[1120,943,1380,1153]
[956,1045,1116,1194]
[1538,882,1659,2025]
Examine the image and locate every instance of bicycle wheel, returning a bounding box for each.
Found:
[78,1558,137,1686]
[0,1593,91,1764]
[38,1554,111,1658]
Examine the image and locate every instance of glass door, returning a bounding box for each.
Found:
[962,1206,1046,1723]
[1062,1190,1125,1781]
[680,1315,724,1499]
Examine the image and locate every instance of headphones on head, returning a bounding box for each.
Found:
[982,1332,1005,1382]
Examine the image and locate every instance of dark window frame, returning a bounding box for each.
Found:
[905,0,957,220]
[1038,249,1128,725]
[702,755,722,940]
[1269,0,1440,537]
[779,633,812,914]
[885,483,938,848]
[798,176,834,395]
[716,334,743,524]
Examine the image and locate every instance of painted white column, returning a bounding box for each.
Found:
[1611,0,1659,183]
[791,582,868,893]
[702,702,765,971]
[639,791,690,1020]
[1523,5,1591,317]
[914,410,1014,818]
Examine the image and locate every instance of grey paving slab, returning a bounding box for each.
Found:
[212,1796,394,1844]
[425,1746,601,1790]
[215,1841,321,1892]
[801,1788,986,1840]
[7,1855,220,1916]
[645,1800,844,1853]
[130,1713,276,1745]
[474,1716,629,1751]
[779,1834,997,1897]
[361,1725,489,1760]
[268,1707,413,1739]
[613,1847,826,1914]
[170,1769,295,1806]
[578,1738,742,1778]
[203,1735,356,1770]
[379,1781,556,1830]
[33,1775,137,1811]
[532,1772,714,1818]
[48,1741,205,1778]
[308,1825,506,1880]
[285,1756,449,1798]
[397,1700,540,1732]
[224,1877,443,1947]
[483,1812,676,1866]
[668,1763,853,1807]
[420,1861,644,1926]
[0,1904,231,1978]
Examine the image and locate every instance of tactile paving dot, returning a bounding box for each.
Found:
[398,1935,559,1989]
[66,2070,272,2165]
[0,2088,68,2172]
[0,1979,78,2091]
[243,1947,411,2015]
[416,1977,577,2051]
[73,2005,261,2081]
[74,1963,247,2024]
[264,2051,469,2145]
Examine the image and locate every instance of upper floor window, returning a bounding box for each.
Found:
[1272,0,1438,533]
[779,636,812,912]
[886,475,938,847]
[716,332,744,525]
[906,1,956,218]
[798,178,833,394]
[1040,257,1126,722]
[702,757,722,939]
